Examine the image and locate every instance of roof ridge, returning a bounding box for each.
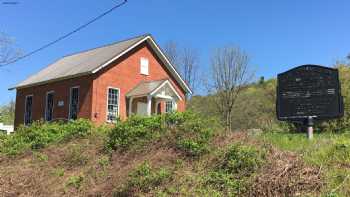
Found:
[61,33,150,58]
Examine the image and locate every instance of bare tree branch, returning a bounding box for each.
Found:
[163,41,179,68]
[163,41,199,96]
[209,46,253,131]
[0,32,22,67]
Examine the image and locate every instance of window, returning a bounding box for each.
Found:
[45,91,54,121]
[69,87,79,120]
[107,88,119,122]
[165,101,173,113]
[24,95,33,125]
[140,57,149,75]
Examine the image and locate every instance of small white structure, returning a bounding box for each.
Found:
[0,123,14,135]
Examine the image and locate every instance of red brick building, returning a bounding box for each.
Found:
[10,34,192,128]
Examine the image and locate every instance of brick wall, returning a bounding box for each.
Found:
[14,75,93,128]
[91,42,186,124]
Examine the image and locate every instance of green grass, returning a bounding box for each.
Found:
[261,131,350,196]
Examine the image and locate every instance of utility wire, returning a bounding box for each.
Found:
[0,0,128,67]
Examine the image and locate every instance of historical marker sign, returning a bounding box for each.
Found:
[276,65,343,121]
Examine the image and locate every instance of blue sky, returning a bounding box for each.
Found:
[0,0,349,104]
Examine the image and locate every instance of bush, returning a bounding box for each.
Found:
[0,119,93,156]
[66,175,84,189]
[114,161,172,195]
[176,138,209,157]
[105,115,163,151]
[220,143,265,175]
[205,170,244,195]
[106,111,216,158]
[204,143,266,195]
[170,112,214,157]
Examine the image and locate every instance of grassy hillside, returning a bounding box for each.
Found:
[2,113,348,196]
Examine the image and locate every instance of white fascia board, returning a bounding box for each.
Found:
[150,80,182,101]
[91,36,150,74]
[91,35,192,95]
[146,37,192,95]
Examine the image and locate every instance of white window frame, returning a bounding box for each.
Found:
[165,100,173,113]
[45,90,55,122]
[24,94,33,125]
[106,87,120,123]
[140,57,149,75]
[68,86,80,120]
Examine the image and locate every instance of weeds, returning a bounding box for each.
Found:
[204,143,266,195]
[32,151,49,162]
[52,168,65,177]
[63,144,89,168]
[66,175,84,189]
[114,161,172,196]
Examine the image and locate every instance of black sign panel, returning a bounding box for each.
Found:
[277,65,343,121]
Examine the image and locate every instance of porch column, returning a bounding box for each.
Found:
[147,95,152,116]
[128,97,133,117]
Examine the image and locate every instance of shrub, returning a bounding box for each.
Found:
[114,161,172,195]
[205,170,244,195]
[176,138,209,157]
[171,112,214,157]
[204,143,266,195]
[105,111,217,158]
[66,175,84,189]
[106,115,163,151]
[220,143,265,175]
[0,119,93,156]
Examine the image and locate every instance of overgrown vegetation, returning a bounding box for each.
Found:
[0,119,92,155]
[105,111,217,157]
[114,161,172,196]
[261,132,350,196]
[205,143,266,195]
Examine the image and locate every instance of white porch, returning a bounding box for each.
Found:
[126,79,182,116]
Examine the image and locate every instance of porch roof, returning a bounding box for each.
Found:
[126,79,167,97]
[126,79,182,100]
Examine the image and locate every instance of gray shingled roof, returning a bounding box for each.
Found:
[126,79,167,97]
[11,34,148,89]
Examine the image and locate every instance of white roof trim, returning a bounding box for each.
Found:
[150,80,182,101]
[146,36,192,94]
[92,35,192,94]
[91,36,149,74]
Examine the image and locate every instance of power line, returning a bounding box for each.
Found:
[0,0,128,67]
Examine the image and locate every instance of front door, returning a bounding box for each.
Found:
[136,102,148,116]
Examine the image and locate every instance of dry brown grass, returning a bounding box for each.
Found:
[0,130,325,197]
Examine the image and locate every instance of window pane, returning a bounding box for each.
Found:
[25,96,33,125]
[45,92,54,121]
[69,87,79,120]
[166,101,173,113]
[107,88,119,122]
